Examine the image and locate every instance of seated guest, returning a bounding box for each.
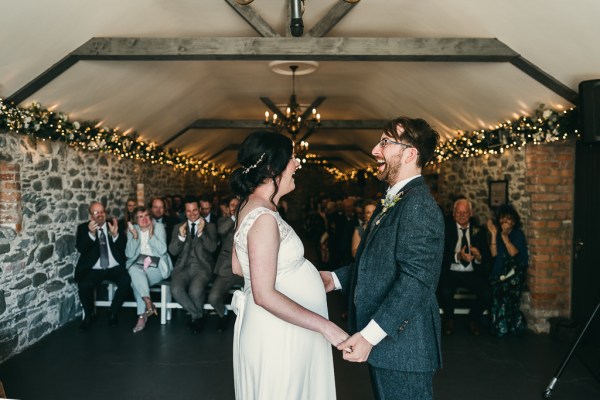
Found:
[169,197,218,333]
[199,194,218,225]
[351,200,377,259]
[75,202,131,330]
[208,196,243,332]
[149,197,178,248]
[125,207,173,333]
[438,198,491,336]
[487,204,529,337]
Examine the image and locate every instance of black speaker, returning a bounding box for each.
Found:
[579,79,600,143]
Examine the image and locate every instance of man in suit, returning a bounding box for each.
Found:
[438,198,491,336]
[149,197,178,248]
[208,196,243,332]
[199,195,218,225]
[169,196,218,333]
[75,201,131,330]
[321,117,445,400]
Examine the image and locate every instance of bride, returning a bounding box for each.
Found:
[230,130,347,400]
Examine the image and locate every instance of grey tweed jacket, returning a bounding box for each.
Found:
[335,176,444,372]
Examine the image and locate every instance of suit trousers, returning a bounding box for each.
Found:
[78,266,131,317]
[207,274,244,317]
[128,265,164,315]
[438,270,491,320]
[170,266,211,320]
[369,365,434,400]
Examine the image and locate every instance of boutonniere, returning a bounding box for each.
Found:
[375,191,404,225]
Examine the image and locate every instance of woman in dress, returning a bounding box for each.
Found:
[230,130,348,400]
[486,204,529,336]
[125,207,173,333]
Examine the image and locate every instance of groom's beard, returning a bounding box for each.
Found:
[377,152,403,185]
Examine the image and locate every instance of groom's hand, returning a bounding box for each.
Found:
[337,333,373,362]
[319,271,335,293]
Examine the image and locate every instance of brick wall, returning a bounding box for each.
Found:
[524,142,574,327]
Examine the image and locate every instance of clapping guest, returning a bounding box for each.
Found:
[487,204,529,336]
[126,207,173,333]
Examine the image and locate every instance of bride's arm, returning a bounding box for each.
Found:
[248,214,348,346]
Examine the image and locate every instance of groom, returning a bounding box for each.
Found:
[321,117,444,400]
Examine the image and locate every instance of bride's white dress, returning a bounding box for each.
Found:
[232,207,336,400]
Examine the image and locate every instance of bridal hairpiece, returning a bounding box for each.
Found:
[242,152,266,174]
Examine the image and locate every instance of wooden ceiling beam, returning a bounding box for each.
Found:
[72,37,518,62]
[308,0,358,38]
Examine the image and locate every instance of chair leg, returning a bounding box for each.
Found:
[161,283,167,325]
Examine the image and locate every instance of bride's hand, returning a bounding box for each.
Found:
[322,321,350,347]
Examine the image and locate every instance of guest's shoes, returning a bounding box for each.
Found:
[133,315,147,333]
[191,317,204,334]
[79,317,93,331]
[216,315,230,332]
[145,304,158,318]
[109,312,119,327]
[443,319,454,335]
[468,320,481,336]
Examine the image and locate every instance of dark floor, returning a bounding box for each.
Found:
[1,291,599,400]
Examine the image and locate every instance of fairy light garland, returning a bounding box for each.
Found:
[0,99,230,178]
[335,105,579,181]
[0,101,579,182]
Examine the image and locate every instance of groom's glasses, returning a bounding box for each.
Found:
[377,138,414,150]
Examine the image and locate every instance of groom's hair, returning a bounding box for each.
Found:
[383,117,439,168]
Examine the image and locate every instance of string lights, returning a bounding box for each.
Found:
[0,99,230,178]
[0,100,579,182]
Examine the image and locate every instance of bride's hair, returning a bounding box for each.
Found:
[230,130,293,220]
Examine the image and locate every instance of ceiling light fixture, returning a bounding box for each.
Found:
[263,64,322,145]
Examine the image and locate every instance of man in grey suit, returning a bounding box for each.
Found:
[169,196,218,333]
[208,196,243,332]
[322,117,445,400]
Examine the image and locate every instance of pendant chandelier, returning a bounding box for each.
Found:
[263,65,322,143]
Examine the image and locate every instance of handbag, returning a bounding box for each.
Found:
[135,254,160,268]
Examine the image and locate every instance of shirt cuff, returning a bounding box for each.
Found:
[360,320,387,346]
[331,272,342,290]
[178,234,186,242]
[88,232,96,241]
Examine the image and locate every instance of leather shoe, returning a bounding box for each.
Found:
[216,315,229,332]
[79,317,93,331]
[468,320,481,336]
[191,317,204,334]
[109,312,119,327]
[444,319,454,335]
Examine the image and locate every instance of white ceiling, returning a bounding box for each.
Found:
[1,0,599,170]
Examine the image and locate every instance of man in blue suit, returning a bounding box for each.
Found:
[322,117,445,400]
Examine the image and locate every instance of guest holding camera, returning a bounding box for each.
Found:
[487,204,529,337]
[126,207,173,333]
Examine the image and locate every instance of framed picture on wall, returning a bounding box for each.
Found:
[488,179,508,207]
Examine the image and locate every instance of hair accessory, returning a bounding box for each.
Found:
[242,152,266,174]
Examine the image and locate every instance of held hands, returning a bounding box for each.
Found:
[336,333,373,363]
[319,271,335,293]
[322,321,350,348]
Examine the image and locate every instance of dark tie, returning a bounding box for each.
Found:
[460,228,470,267]
[98,229,109,269]
[190,222,196,238]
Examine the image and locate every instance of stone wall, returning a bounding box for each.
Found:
[431,140,575,332]
[0,131,222,361]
